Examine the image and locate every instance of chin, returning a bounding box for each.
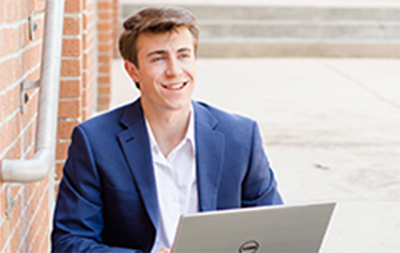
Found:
[164,100,191,111]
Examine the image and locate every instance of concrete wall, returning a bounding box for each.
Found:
[0,0,117,251]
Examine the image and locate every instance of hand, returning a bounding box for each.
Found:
[156,247,171,253]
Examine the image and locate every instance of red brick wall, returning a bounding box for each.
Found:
[0,0,118,251]
[56,0,89,189]
[82,0,96,121]
[113,0,121,58]
[57,0,84,188]
[97,0,114,112]
[0,0,50,251]
[56,0,117,194]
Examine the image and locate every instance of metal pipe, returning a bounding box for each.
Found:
[0,0,65,183]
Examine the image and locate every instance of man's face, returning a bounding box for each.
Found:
[125,26,196,113]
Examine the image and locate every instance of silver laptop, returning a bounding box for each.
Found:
[172,201,336,253]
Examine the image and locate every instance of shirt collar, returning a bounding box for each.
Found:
[144,106,196,157]
[186,106,196,155]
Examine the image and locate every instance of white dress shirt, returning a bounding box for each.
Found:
[145,110,198,252]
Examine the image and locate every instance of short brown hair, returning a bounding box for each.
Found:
[119,6,199,67]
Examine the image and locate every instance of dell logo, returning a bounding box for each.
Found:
[239,240,260,253]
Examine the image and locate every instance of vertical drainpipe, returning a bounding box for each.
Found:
[0,0,65,183]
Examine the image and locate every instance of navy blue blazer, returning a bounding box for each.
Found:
[52,99,282,252]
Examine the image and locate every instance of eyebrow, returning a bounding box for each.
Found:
[146,50,167,57]
[146,47,193,57]
[177,47,192,53]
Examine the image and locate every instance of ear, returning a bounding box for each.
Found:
[124,60,140,84]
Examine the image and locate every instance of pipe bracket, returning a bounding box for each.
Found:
[20,80,40,114]
[5,184,21,219]
[28,9,45,41]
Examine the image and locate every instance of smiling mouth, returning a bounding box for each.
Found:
[162,81,188,90]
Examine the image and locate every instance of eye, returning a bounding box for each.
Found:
[151,55,165,62]
[179,53,191,59]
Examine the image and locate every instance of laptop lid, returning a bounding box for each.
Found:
[171,201,336,253]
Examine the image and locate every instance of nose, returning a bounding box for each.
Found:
[165,57,183,77]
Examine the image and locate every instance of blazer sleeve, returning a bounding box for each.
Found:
[51,126,141,253]
[241,122,283,206]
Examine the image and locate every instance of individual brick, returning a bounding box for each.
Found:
[61,58,82,77]
[58,99,81,118]
[63,16,82,36]
[59,79,82,99]
[62,38,82,57]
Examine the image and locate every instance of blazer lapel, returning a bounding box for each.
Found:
[116,100,226,226]
[117,100,158,229]
[193,102,225,212]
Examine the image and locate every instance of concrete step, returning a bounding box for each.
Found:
[200,21,400,40]
[120,3,400,58]
[181,5,400,22]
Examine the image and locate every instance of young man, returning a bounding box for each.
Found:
[52,6,282,253]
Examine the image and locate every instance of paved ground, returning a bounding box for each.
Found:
[111,58,400,252]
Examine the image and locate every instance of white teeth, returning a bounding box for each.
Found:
[170,83,184,89]
[163,81,187,90]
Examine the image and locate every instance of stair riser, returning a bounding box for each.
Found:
[200,24,400,40]
[198,42,400,58]
[122,5,400,22]
[120,4,400,58]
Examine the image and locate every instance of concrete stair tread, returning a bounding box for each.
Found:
[120,0,400,8]
[199,20,400,25]
[198,42,400,58]
[121,2,400,57]
[200,38,400,43]
[125,5,400,21]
